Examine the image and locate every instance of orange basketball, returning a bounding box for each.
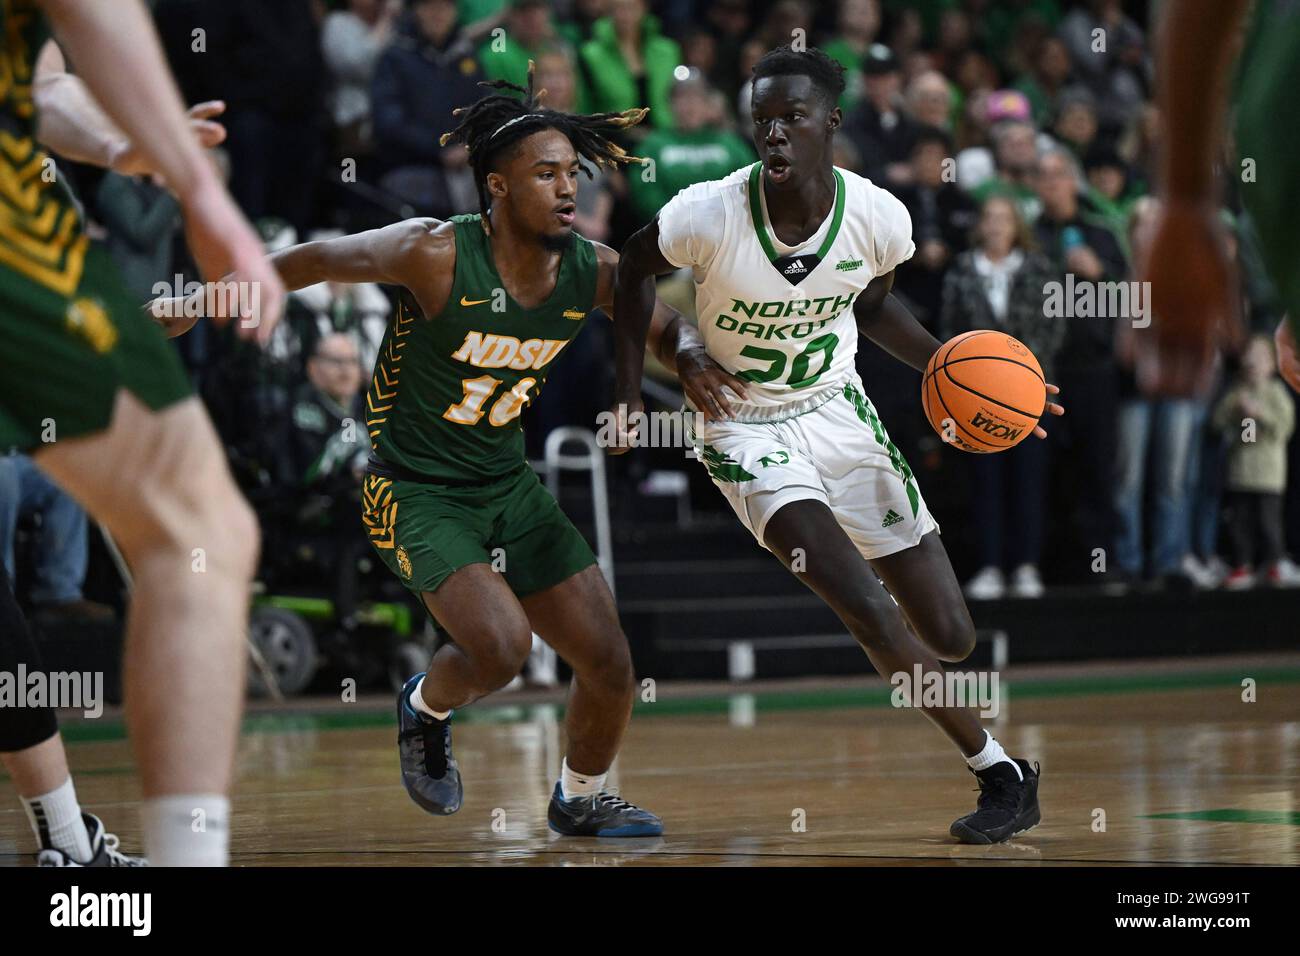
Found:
[922,331,1045,453]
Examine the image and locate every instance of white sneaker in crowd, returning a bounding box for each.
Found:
[1009,563,1045,599]
[965,566,1005,601]
[1223,566,1255,590]
[1266,557,1300,588]
[1180,554,1220,590]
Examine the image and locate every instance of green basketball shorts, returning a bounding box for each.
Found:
[361,462,597,598]
[0,242,192,450]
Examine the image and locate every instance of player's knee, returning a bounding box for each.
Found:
[469,626,532,689]
[148,479,259,582]
[575,630,634,693]
[837,595,896,650]
[929,608,977,662]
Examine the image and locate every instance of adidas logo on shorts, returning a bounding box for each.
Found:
[881,509,904,528]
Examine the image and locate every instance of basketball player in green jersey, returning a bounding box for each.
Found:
[159,66,691,836]
[0,1,284,866]
[1139,0,1300,394]
[0,36,234,868]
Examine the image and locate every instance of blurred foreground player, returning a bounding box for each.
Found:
[612,47,1061,843]
[0,0,285,864]
[1,565,144,866]
[1139,0,1300,394]
[157,65,685,836]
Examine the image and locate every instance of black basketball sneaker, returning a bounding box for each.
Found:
[36,813,147,867]
[397,673,463,815]
[547,784,664,837]
[949,758,1041,844]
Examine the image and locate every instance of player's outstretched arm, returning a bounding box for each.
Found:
[1135,0,1252,396]
[267,219,451,294]
[40,0,283,341]
[152,219,452,338]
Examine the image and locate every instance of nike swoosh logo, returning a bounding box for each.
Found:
[460,296,491,306]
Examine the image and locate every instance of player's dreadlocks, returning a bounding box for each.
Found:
[441,60,650,233]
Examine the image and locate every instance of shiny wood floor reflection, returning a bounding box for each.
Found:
[3,657,1299,866]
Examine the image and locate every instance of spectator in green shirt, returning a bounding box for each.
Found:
[477,0,589,112]
[820,0,882,113]
[627,72,755,223]
[1013,35,1073,127]
[579,0,682,131]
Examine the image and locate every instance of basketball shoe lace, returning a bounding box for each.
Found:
[102,830,148,866]
[584,788,643,814]
[972,775,1023,815]
[401,712,455,778]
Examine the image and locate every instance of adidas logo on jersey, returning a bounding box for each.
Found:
[783,258,807,275]
[882,509,904,528]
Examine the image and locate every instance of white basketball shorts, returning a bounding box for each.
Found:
[689,375,939,559]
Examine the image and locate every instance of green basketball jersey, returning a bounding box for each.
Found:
[0,1,89,297]
[366,214,599,481]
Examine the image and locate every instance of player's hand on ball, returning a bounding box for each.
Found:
[1135,198,1242,396]
[677,346,749,421]
[1033,383,1064,439]
[1276,318,1300,392]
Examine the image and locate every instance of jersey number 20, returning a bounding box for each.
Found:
[737,333,839,389]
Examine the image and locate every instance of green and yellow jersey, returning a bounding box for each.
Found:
[0,0,89,297]
[0,0,191,451]
[365,213,599,483]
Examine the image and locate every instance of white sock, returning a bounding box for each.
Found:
[560,758,606,800]
[966,731,1023,780]
[23,776,92,860]
[141,794,230,866]
[410,676,450,720]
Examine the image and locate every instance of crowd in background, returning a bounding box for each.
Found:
[5,0,1298,616]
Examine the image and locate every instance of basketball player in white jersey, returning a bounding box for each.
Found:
[612,47,1062,843]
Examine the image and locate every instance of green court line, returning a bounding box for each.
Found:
[50,665,1300,744]
[1142,810,1300,827]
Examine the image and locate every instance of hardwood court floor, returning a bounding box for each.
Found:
[2,654,1299,866]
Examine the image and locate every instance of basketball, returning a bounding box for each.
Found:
[922,331,1046,453]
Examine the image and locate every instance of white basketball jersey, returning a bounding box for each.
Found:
[657,162,915,419]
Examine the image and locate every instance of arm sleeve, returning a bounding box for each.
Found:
[872,187,916,276]
[656,185,724,270]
